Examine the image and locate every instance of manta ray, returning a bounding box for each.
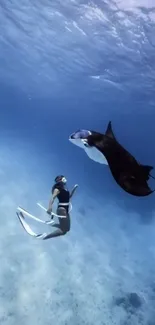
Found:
[69,122,154,196]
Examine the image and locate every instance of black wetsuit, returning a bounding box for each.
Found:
[53,183,70,213]
[43,183,71,240]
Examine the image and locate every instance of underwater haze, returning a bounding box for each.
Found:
[0,0,155,324]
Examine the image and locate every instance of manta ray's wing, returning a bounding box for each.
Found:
[88,122,154,196]
[118,173,154,196]
[107,158,154,196]
[105,121,117,141]
[88,121,118,151]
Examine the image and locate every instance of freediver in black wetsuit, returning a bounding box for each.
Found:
[43,175,78,240]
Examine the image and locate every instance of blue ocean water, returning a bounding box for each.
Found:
[0,0,155,324]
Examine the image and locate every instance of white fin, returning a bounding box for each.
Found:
[16,212,47,239]
[37,202,72,218]
[17,206,55,224]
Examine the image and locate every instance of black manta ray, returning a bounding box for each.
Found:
[70,122,154,197]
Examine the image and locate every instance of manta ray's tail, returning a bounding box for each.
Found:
[140,164,153,179]
[145,166,155,192]
[143,165,155,181]
[149,174,155,181]
[141,164,153,173]
[140,165,155,193]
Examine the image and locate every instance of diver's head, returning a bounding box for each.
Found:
[55,175,67,184]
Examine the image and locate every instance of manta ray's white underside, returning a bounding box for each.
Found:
[69,137,108,165]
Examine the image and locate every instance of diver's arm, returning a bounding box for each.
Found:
[47,189,60,214]
[70,184,78,199]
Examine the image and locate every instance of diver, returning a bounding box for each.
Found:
[43,175,78,240]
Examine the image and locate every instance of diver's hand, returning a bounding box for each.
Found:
[47,208,52,215]
[70,184,79,199]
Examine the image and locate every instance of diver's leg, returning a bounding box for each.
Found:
[58,207,70,233]
[43,226,65,240]
[43,207,70,240]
